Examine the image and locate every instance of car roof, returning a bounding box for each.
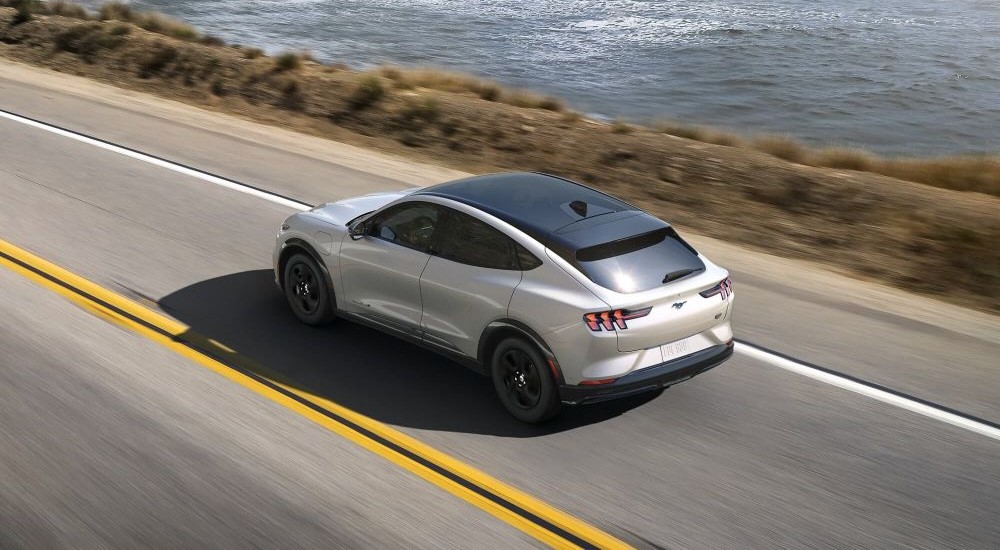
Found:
[414,172,667,252]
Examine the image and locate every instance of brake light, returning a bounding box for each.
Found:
[583,307,651,332]
[700,277,733,300]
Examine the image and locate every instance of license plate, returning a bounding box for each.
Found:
[660,335,705,362]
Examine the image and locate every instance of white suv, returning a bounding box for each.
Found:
[274,172,734,422]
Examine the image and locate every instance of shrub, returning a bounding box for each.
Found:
[752,134,807,163]
[53,22,122,62]
[199,34,225,46]
[108,23,130,36]
[243,47,264,59]
[536,96,564,112]
[135,12,197,40]
[12,0,34,25]
[280,78,305,111]
[508,90,553,110]
[611,120,633,134]
[400,97,440,123]
[560,111,582,124]
[137,43,178,78]
[349,76,385,110]
[210,79,226,96]
[562,111,582,122]
[478,84,500,101]
[98,1,131,21]
[274,51,301,71]
[47,1,89,19]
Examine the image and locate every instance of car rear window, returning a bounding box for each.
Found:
[572,228,705,293]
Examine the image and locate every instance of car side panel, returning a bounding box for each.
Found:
[507,262,614,385]
[338,235,430,337]
[419,257,522,358]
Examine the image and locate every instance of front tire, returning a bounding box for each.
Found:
[283,253,335,325]
[491,337,561,423]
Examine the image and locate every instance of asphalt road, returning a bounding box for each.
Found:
[1,63,998,548]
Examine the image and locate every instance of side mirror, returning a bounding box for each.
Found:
[349,221,367,240]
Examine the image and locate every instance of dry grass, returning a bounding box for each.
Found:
[809,147,874,171]
[47,0,88,18]
[20,2,989,195]
[96,2,198,40]
[654,120,708,141]
[872,155,1000,196]
[650,118,1000,194]
[376,66,563,111]
[560,111,582,124]
[0,0,205,40]
[653,120,743,147]
[611,120,634,134]
[751,134,808,163]
[507,89,563,111]
[0,3,997,311]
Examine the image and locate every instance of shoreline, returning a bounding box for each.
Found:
[0,3,997,313]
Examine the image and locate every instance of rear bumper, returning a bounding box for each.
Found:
[558,341,734,405]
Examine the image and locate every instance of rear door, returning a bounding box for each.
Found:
[609,274,730,354]
[339,201,442,337]
[567,226,729,353]
[419,209,523,358]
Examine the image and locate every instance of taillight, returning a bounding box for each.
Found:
[700,277,733,300]
[583,307,651,332]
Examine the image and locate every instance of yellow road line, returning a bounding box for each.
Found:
[0,238,631,550]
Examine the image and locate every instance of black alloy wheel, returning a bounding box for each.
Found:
[499,348,542,410]
[283,253,335,325]
[491,337,560,423]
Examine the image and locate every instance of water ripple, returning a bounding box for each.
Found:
[79,0,1000,155]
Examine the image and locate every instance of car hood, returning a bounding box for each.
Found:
[307,189,419,226]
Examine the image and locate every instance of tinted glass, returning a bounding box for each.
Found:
[439,212,519,270]
[515,244,542,270]
[369,202,440,253]
[574,228,705,293]
[417,173,635,237]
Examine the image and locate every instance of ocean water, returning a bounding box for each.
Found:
[84,0,1000,156]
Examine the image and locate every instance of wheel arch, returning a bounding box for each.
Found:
[477,320,563,384]
[278,238,338,310]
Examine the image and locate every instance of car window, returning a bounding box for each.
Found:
[369,202,440,253]
[515,243,542,270]
[439,211,521,270]
[572,227,704,293]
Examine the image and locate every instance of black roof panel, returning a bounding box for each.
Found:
[415,172,643,245]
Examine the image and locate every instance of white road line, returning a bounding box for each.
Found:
[0,109,311,212]
[736,342,1000,441]
[4,107,998,442]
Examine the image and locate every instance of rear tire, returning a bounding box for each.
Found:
[283,253,335,326]
[490,337,561,423]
